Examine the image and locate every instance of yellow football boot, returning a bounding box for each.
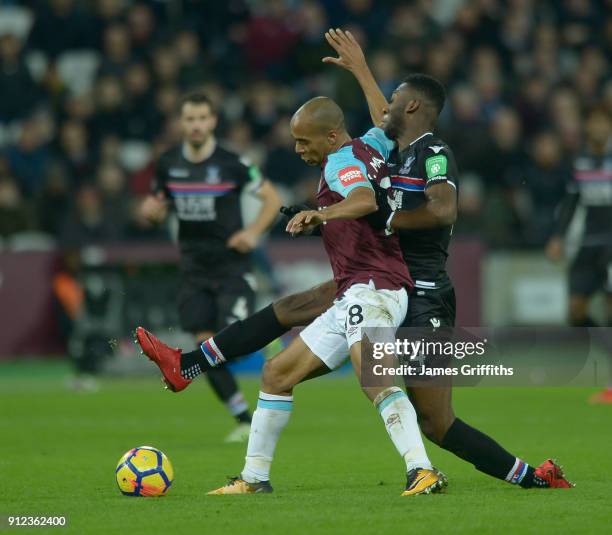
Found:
[401,468,448,496]
[207,477,273,495]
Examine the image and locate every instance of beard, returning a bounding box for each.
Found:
[186,132,207,149]
[382,116,401,140]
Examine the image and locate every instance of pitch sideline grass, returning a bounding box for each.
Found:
[0,362,610,534]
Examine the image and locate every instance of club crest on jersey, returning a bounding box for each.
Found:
[338,166,366,187]
[206,166,221,184]
[399,155,415,174]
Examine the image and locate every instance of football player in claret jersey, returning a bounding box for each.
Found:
[139,92,281,442]
[546,106,612,403]
[207,96,446,495]
[137,33,572,490]
[142,96,446,495]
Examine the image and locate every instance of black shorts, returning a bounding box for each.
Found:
[400,278,456,385]
[177,275,255,335]
[402,278,456,329]
[569,245,612,297]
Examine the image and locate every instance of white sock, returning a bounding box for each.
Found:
[226,392,249,418]
[375,387,433,472]
[241,391,293,483]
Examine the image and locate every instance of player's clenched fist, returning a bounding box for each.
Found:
[226,227,260,253]
[140,192,168,223]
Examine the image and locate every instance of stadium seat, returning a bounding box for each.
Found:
[56,50,101,96]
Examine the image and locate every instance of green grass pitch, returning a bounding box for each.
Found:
[1,361,610,534]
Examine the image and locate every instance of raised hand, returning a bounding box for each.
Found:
[322,28,368,74]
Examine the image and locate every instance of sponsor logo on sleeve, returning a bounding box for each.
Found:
[338,165,367,186]
[425,155,447,179]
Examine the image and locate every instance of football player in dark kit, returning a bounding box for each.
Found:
[137,33,571,489]
[546,106,612,404]
[140,92,282,442]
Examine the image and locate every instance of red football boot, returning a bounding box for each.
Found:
[534,459,574,488]
[588,388,612,404]
[135,327,191,392]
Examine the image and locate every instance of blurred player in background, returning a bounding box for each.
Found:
[546,106,612,403]
[140,92,281,441]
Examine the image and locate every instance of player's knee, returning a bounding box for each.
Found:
[261,357,293,395]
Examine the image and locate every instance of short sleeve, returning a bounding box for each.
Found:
[360,127,396,160]
[324,146,373,198]
[239,156,264,194]
[423,145,458,190]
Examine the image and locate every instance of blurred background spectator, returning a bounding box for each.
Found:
[0,0,608,249]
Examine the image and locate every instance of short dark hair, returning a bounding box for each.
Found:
[402,74,446,116]
[179,91,216,114]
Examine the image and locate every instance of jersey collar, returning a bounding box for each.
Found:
[182,138,217,164]
[409,132,434,146]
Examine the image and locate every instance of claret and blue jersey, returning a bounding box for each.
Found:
[317,129,412,297]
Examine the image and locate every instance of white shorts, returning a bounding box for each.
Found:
[300,280,408,370]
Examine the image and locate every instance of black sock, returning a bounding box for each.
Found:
[441,419,551,488]
[205,366,251,423]
[441,418,518,481]
[518,466,545,488]
[212,303,289,360]
[180,346,209,379]
[180,304,289,379]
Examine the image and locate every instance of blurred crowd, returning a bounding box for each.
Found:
[0,0,610,249]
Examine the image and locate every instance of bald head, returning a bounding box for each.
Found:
[290,96,350,166]
[292,96,345,133]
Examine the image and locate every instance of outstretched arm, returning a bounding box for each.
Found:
[323,29,388,127]
[286,187,377,236]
